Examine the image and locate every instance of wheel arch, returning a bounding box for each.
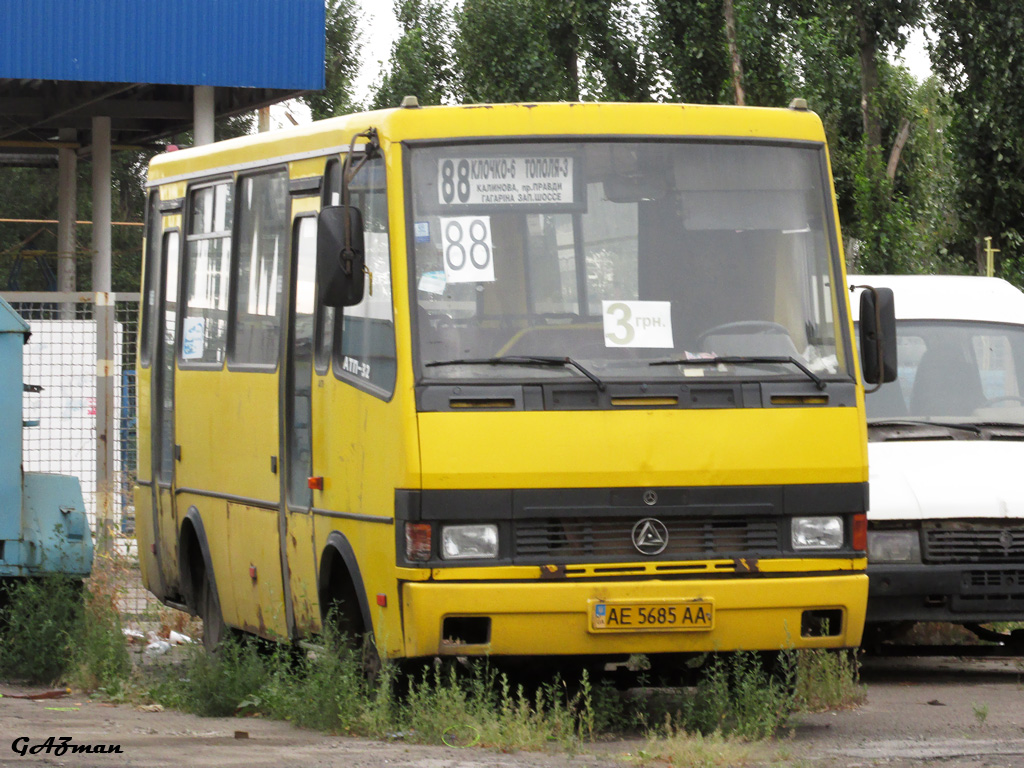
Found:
[318,531,373,636]
[178,505,219,615]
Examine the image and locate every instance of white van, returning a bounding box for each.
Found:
[852,275,1024,644]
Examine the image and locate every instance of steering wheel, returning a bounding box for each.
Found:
[696,321,790,347]
[980,395,1024,408]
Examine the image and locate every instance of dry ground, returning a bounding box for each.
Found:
[2,656,1023,768]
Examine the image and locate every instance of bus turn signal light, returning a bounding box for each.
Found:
[406,523,432,562]
[308,476,323,490]
[852,514,867,552]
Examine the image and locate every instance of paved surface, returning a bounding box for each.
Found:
[2,655,1023,767]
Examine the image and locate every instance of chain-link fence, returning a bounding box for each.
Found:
[3,290,158,623]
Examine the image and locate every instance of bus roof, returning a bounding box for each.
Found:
[147,101,828,186]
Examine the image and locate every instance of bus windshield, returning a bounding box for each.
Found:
[409,139,850,385]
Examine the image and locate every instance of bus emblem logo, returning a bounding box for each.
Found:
[632,518,669,556]
[999,530,1014,553]
[643,490,658,506]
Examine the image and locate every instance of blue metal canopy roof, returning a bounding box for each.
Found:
[1,0,324,90]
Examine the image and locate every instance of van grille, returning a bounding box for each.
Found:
[514,516,780,561]
[922,525,1024,564]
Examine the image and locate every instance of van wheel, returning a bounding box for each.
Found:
[198,572,229,652]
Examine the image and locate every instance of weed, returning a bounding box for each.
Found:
[794,650,866,712]
[636,720,755,767]
[668,652,795,740]
[69,575,131,692]
[0,576,83,683]
[167,638,271,717]
[972,702,989,725]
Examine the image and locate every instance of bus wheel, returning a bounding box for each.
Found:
[198,572,229,652]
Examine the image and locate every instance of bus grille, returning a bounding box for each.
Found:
[513,516,780,560]
[922,525,1024,564]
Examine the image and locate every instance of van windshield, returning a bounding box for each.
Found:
[408,140,851,385]
[866,320,1024,425]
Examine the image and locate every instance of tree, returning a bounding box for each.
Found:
[455,0,577,103]
[931,0,1024,284]
[371,0,456,108]
[648,0,731,103]
[303,0,362,118]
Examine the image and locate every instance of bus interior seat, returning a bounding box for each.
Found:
[909,343,985,417]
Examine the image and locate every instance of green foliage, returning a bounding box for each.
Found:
[672,652,795,740]
[162,638,271,718]
[455,0,578,103]
[0,577,83,683]
[931,0,1024,283]
[69,581,132,693]
[636,725,755,767]
[649,0,731,103]
[303,0,362,118]
[371,0,457,108]
[794,649,866,712]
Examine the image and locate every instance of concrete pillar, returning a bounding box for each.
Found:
[91,115,114,554]
[194,86,215,146]
[57,128,77,296]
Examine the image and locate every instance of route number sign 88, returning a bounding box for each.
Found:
[439,216,495,283]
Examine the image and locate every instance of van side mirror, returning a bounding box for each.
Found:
[316,205,365,307]
[858,286,897,386]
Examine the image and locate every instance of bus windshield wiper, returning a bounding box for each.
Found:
[867,419,983,435]
[649,355,825,391]
[426,355,606,391]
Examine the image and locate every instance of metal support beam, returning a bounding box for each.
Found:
[194,86,215,146]
[57,128,77,299]
[91,115,114,554]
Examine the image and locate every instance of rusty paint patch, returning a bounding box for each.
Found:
[540,563,565,579]
[256,606,267,635]
[734,557,759,573]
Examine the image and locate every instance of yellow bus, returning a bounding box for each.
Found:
[135,100,895,668]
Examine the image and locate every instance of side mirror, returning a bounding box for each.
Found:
[858,286,897,386]
[316,205,365,307]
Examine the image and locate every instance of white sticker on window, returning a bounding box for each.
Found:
[437,156,575,208]
[182,317,206,359]
[440,216,495,284]
[602,300,674,348]
[418,270,447,295]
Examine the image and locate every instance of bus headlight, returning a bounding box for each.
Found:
[792,516,843,550]
[441,524,499,560]
[867,530,921,563]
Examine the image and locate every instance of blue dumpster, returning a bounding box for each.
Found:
[0,296,92,580]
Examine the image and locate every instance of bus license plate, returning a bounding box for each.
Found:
[589,600,713,632]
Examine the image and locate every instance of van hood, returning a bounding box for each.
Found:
[868,440,1024,521]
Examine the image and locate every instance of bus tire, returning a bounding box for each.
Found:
[198,569,229,652]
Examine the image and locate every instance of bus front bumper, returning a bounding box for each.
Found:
[399,573,867,658]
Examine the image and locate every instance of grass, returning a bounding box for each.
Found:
[793,649,866,712]
[0,556,131,690]
[0,572,866,762]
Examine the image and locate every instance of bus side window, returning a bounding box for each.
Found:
[332,154,396,397]
[313,157,341,374]
[182,181,233,366]
[230,169,289,368]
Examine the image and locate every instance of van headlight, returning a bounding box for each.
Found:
[441,524,499,560]
[792,516,843,550]
[867,530,921,563]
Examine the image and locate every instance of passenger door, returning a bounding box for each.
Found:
[281,208,320,635]
[152,229,181,589]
